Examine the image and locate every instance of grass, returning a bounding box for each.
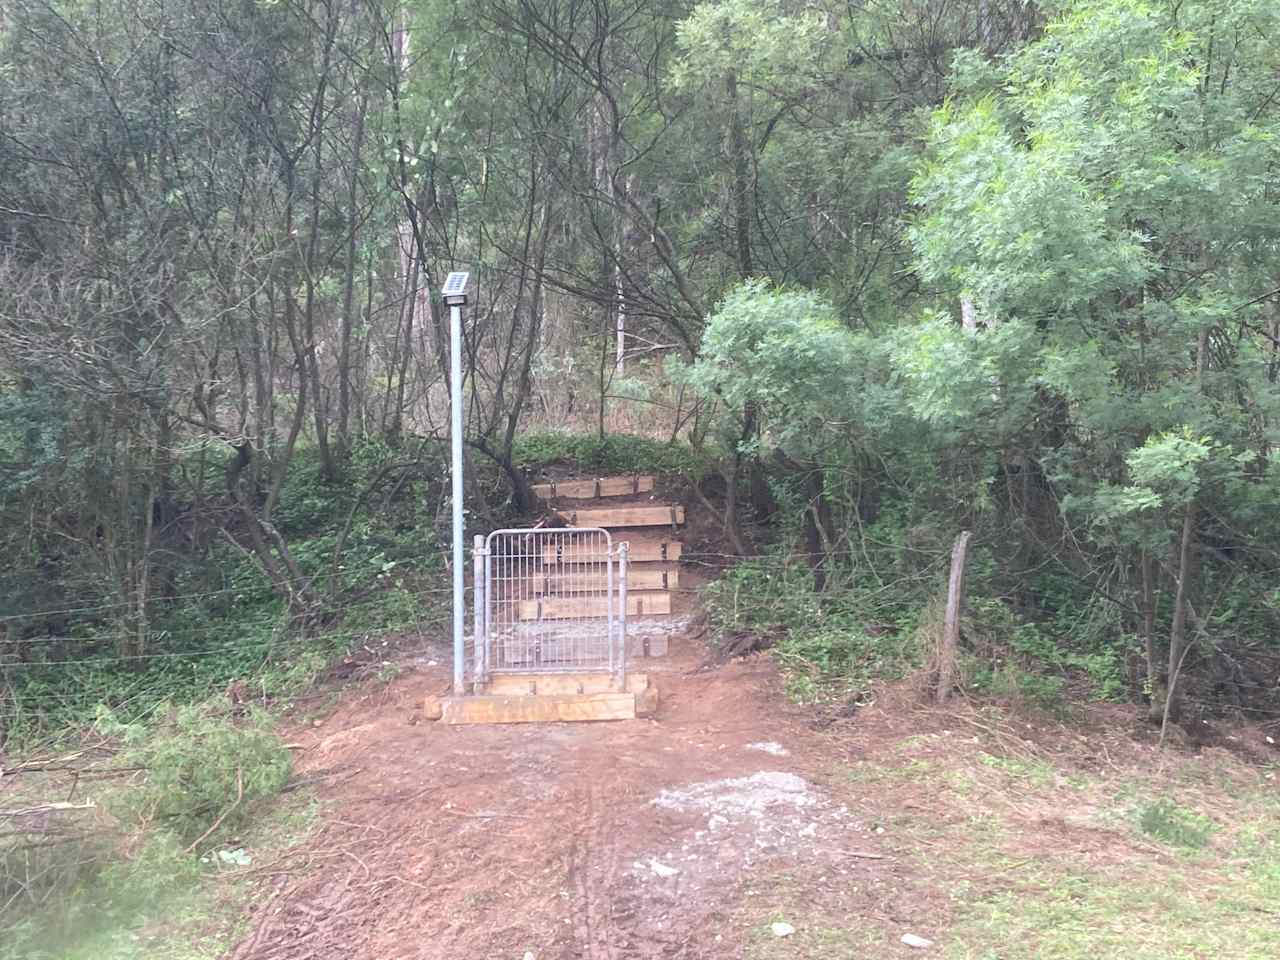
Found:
[1,791,319,960]
[744,710,1280,959]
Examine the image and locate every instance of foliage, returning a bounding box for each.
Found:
[684,280,860,454]
[1,754,317,960]
[109,704,292,845]
[906,0,1280,716]
[513,431,711,479]
[1136,798,1215,850]
[3,435,451,744]
[702,551,923,702]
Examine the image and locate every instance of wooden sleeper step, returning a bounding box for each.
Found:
[517,591,672,620]
[532,476,655,500]
[557,505,684,529]
[440,692,636,724]
[481,672,650,696]
[533,567,679,595]
[542,540,682,564]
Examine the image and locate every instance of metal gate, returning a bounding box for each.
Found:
[472,528,628,688]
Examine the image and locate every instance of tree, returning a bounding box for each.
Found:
[909,0,1280,718]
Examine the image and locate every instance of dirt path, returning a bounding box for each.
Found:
[226,627,910,960]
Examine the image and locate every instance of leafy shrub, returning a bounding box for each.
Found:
[701,557,821,636]
[1,828,207,960]
[112,704,292,845]
[966,596,1126,706]
[969,660,1069,715]
[1137,798,1215,849]
[0,817,105,935]
[513,431,710,478]
[703,552,922,701]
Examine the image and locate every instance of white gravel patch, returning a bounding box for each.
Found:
[631,771,866,915]
[652,771,814,818]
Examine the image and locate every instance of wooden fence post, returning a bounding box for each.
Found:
[937,530,972,704]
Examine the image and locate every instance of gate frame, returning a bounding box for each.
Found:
[471,528,628,693]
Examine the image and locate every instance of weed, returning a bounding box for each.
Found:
[703,551,922,701]
[512,431,710,478]
[977,753,1056,785]
[968,660,1070,716]
[1135,798,1215,850]
[109,703,292,846]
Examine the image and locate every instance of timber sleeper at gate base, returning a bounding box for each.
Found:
[425,671,659,724]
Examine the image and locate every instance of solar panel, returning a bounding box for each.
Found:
[441,271,470,297]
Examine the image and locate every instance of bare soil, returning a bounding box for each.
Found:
[224,623,920,960]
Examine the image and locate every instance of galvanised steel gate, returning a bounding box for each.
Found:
[472,528,628,688]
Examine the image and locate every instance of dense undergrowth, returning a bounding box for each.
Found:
[512,430,712,480]
[2,701,300,959]
[1,429,712,953]
[702,480,1137,718]
[2,439,463,744]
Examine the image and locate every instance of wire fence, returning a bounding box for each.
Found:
[4,542,1280,729]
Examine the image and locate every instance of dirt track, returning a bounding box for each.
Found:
[226,628,908,960]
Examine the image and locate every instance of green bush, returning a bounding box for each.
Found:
[969,660,1069,715]
[112,704,292,846]
[513,431,710,478]
[1,829,209,960]
[703,552,922,701]
[1137,798,1215,850]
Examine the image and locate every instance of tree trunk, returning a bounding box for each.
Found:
[337,98,367,455]
[1158,325,1210,724]
[1139,549,1158,706]
[1162,499,1197,724]
[726,69,754,279]
[937,531,972,703]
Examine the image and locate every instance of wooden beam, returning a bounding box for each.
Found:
[543,540,682,564]
[517,591,672,620]
[482,673,649,696]
[440,692,636,724]
[557,505,684,528]
[534,567,678,595]
[532,476,655,500]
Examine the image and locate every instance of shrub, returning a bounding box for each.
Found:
[703,551,922,701]
[112,704,292,846]
[1137,798,1215,849]
[512,431,710,478]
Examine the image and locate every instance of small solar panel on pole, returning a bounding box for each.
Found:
[443,271,470,695]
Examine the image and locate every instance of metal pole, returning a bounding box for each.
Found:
[617,541,628,692]
[473,534,485,687]
[451,302,465,694]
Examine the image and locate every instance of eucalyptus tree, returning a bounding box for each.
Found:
[0,0,411,639]
[908,0,1280,718]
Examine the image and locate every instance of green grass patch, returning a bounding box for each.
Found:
[512,430,710,478]
[2,706,314,960]
[1133,797,1216,850]
[702,553,922,704]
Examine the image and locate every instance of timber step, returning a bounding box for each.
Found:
[543,539,682,564]
[425,672,658,724]
[517,590,672,621]
[532,475,655,500]
[533,566,679,595]
[482,672,650,696]
[440,692,637,724]
[556,505,684,529]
